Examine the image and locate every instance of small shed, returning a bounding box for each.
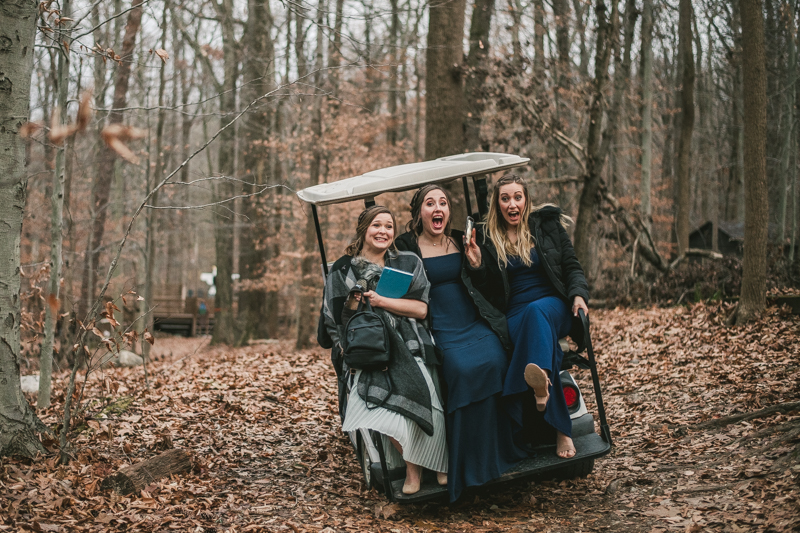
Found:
[689,221,744,256]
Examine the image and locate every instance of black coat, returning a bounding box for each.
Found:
[474,205,590,314]
[394,229,513,353]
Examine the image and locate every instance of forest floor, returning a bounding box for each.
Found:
[1,303,799,532]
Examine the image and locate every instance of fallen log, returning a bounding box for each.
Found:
[101,448,192,495]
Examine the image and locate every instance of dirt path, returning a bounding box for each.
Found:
[2,304,798,532]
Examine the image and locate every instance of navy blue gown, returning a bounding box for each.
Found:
[423,253,527,502]
[503,249,573,438]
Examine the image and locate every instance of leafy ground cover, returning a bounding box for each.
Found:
[1,303,798,532]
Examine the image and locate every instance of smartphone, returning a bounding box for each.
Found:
[465,216,475,242]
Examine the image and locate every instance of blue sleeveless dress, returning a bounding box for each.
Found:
[423,253,527,502]
[503,248,573,438]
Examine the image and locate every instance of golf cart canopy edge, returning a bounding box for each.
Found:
[296,152,530,206]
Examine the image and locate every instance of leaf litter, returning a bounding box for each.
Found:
[1,302,798,532]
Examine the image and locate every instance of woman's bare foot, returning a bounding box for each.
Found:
[524,363,551,412]
[402,462,422,494]
[437,472,448,486]
[556,432,576,459]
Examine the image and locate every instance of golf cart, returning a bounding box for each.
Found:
[298,152,612,502]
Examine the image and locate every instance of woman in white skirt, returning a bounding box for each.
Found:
[320,206,447,494]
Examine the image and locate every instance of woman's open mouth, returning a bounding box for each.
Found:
[506,210,520,223]
[431,214,444,231]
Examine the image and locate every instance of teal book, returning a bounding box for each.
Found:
[375,267,414,298]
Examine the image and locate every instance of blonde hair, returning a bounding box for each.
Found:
[485,174,572,267]
[345,206,398,256]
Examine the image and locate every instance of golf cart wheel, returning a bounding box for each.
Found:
[358,432,374,490]
[552,458,594,480]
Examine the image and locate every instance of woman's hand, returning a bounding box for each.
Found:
[361,290,384,308]
[572,296,588,317]
[463,228,482,269]
[362,291,427,320]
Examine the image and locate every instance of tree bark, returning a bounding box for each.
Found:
[533,0,546,81]
[426,0,466,219]
[639,0,654,230]
[210,0,240,346]
[39,0,72,408]
[143,3,169,362]
[553,0,572,90]
[464,0,495,153]
[238,0,275,343]
[79,0,144,322]
[737,0,769,324]
[600,0,638,193]
[779,0,796,244]
[387,0,400,145]
[572,0,616,280]
[0,0,47,458]
[296,0,326,349]
[676,0,695,256]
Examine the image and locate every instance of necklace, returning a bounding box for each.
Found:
[423,235,447,247]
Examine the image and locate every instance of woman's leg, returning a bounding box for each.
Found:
[556,432,576,458]
[390,438,446,493]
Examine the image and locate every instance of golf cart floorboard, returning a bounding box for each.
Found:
[389,432,611,503]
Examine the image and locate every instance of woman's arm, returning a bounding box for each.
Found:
[361,291,428,320]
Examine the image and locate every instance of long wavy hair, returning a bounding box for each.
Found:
[485,174,571,267]
[345,205,398,256]
[405,184,453,236]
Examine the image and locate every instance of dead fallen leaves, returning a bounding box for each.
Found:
[2,303,798,532]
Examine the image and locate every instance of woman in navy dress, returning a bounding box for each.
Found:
[473,174,590,459]
[396,185,527,502]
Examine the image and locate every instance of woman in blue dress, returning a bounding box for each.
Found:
[396,185,527,502]
[474,174,590,459]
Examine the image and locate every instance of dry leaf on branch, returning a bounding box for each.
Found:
[49,108,78,145]
[47,293,60,314]
[153,48,169,62]
[101,124,147,164]
[75,90,93,131]
[144,331,155,345]
[19,121,43,139]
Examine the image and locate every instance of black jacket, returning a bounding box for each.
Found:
[474,205,590,314]
[395,229,513,353]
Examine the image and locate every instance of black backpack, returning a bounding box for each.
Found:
[343,298,391,371]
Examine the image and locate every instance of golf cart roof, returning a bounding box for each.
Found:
[296,152,529,206]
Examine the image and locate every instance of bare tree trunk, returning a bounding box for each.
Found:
[210,0,239,345]
[464,0,495,153]
[600,0,638,194]
[573,0,591,78]
[675,0,695,256]
[572,0,616,279]
[143,4,169,362]
[39,0,72,408]
[296,0,326,349]
[533,0,546,81]
[238,0,275,343]
[0,0,47,458]
[507,0,522,64]
[426,0,466,219]
[737,0,769,324]
[640,0,654,230]
[79,0,144,322]
[553,0,572,90]
[779,0,796,244]
[387,0,400,145]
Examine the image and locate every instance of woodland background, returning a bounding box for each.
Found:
[10,0,799,361]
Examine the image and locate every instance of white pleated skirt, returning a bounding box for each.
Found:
[342,358,448,473]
